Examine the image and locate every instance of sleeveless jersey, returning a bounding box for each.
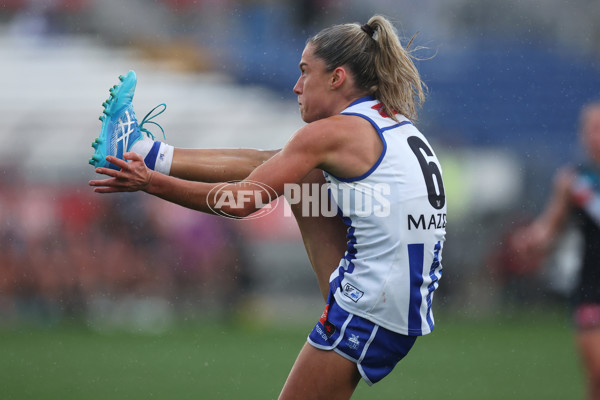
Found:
[571,165,600,305]
[324,96,446,336]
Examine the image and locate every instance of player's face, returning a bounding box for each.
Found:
[293,44,336,123]
[582,106,600,164]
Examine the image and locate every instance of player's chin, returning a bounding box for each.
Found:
[299,110,317,124]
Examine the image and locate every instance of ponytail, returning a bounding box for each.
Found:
[367,15,426,122]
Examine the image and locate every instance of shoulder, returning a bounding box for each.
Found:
[290,114,374,148]
[281,114,378,174]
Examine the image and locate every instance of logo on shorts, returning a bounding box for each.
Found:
[347,334,360,350]
[318,304,336,338]
[323,320,336,338]
[343,283,364,302]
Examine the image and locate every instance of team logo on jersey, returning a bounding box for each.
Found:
[343,283,364,302]
[371,102,397,118]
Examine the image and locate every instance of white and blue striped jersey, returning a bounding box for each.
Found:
[325,96,446,336]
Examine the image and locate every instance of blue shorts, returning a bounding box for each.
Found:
[307,292,417,385]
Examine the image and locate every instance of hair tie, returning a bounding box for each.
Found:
[361,24,375,38]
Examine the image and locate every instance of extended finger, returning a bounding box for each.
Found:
[124,152,143,162]
[105,156,129,170]
[94,167,120,177]
[92,186,122,194]
[89,178,121,187]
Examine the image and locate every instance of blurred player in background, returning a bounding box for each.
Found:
[513,102,600,400]
[89,14,446,399]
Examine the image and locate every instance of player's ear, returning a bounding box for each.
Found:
[330,67,347,89]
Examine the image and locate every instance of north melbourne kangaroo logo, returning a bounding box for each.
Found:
[348,334,360,350]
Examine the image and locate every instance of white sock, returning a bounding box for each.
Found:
[130,138,174,175]
[130,137,154,158]
[155,142,174,175]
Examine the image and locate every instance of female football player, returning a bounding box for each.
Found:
[90,15,446,399]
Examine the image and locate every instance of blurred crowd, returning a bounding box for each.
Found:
[0,181,251,327]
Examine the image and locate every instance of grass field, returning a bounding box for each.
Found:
[0,310,583,400]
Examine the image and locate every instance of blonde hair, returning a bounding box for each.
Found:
[308,15,427,122]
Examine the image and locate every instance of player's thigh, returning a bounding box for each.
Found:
[290,169,348,300]
[279,342,361,400]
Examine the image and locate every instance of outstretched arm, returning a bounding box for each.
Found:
[89,119,337,217]
[89,151,288,218]
[169,148,279,182]
[511,166,575,258]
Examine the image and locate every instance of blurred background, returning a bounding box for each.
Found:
[0,0,599,398]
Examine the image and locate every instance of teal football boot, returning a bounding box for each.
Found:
[89,71,166,170]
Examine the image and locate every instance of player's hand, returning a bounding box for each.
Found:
[89,152,154,193]
[506,222,548,272]
[511,222,548,254]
